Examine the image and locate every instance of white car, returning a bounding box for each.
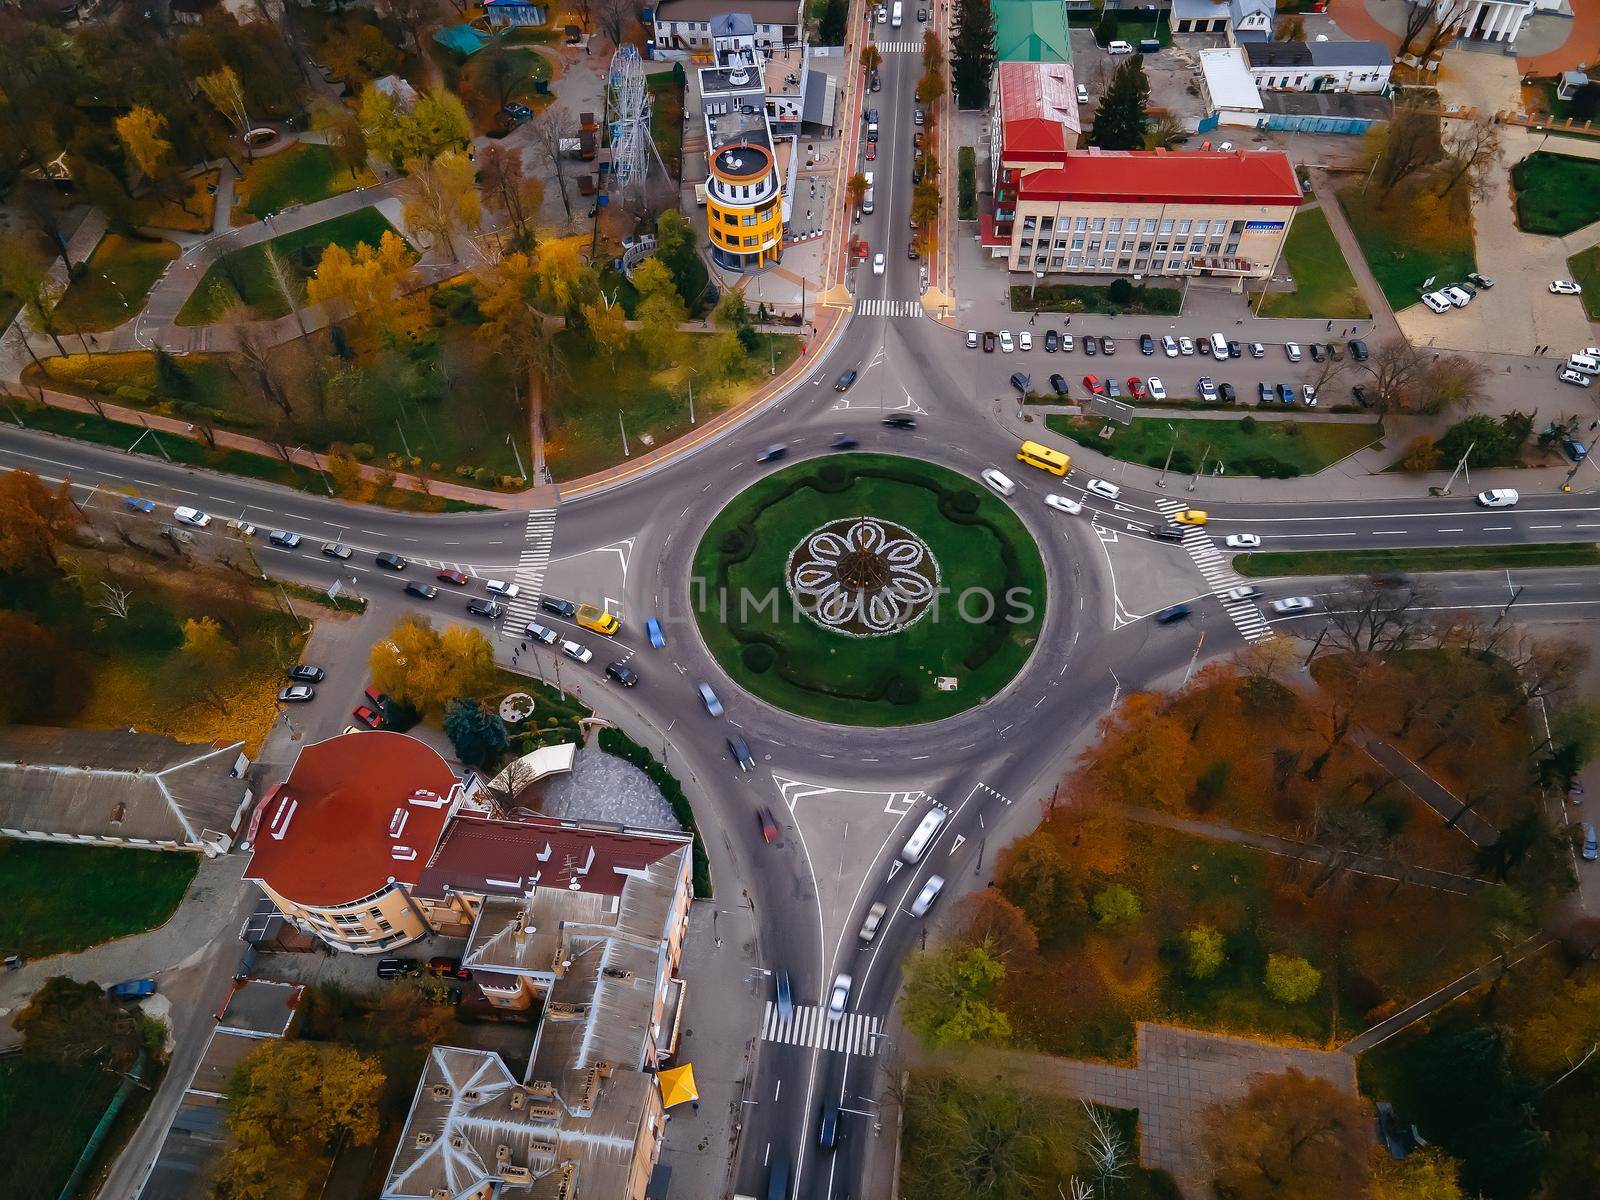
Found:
[1146,376,1167,401]
[1476,488,1519,508]
[1249,342,1265,358]
[1550,280,1583,295]
[827,973,853,1022]
[1284,342,1302,362]
[966,329,979,349]
[1061,334,1074,352]
[909,874,945,917]
[485,579,520,598]
[560,640,593,663]
[1443,286,1472,307]
[1019,331,1033,351]
[1222,585,1262,602]
[872,252,885,276]
[1225,533,1262,548]
[1271,596,1315,614]
[173,506,211,527]
[1178,336,1195,355]
[1162,335,1179,357]
[1198,377,1218,403]
[1045,494,1083,515]
[1559,367,1592,388]
[999,330,1015,353]
[1076,83,1089,104]
[1421,291,1453,313]
[1086,478,1121,501]
[1302,384,1318,406]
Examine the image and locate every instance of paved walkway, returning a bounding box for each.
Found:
[1307,170,1401,345]
[1355,730,1502,848]
[912,1023,1357,1197]
[1112,803,1488,896]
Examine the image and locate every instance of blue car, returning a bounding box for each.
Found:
[646,616,665,649]
[124,496,156,513]
[107,978,156,1000]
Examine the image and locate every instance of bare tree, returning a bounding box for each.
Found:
[1400,0,1475,62]
[478,143,542,250]
[1372,105,1442,202]
[230,321,292,418]
[386,0,437,51]
[1356,337,1425,413]
[1435,115,1501,200]
[1414,352,1488,414]
[1080,1101,1130,1194]
[1321,576,1435,659]
[527,106,577,222]
[573,0,593,31]
[95,580,133,619]
[594,0,633,48]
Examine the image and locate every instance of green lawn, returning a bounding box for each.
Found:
[54,235,179,333]
[177,207,401,325]
[1234,542,1600,578]
[1013,281,1182,315]
[1510,152,1600,236]
[1045,414,1382,478]
[544,329,798,480]
[691,454,1046,725]
[236,143,368,221]
[1337,185,1476,312]
[648,69,685,180]
[0,1057,126,1198]
[1568,244,1600,320]
[1253,207,1369,319]
[0,839,196,957]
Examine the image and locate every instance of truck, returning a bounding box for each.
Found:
[891,0,903,26]
[576,603,620,636]
[694,183,707,207]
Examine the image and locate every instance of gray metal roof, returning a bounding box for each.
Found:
[1245,40,1313,67]
[0,726,248,851]
[1309,39,1392,67]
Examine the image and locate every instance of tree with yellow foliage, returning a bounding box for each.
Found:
[399,150,481,261]
[181,615,238,713]
[582,294,630,373]
[219,1040,384,1200]
[306,231,419,335]
[531,237,600,320]
[114,106,178,201]
[632,257,686,368]
[0,468,79,573]
[359,82,471,167]
[197,67,254,156]
[369,614,497,715]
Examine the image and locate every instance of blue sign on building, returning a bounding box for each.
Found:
[1243,221,1286,232]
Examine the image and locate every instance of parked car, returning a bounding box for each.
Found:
[427,956,470,978]
[466,598,502,619]
[1197,377,1218,403]
[1162,335,1179,357]
[560,640,592,664]
[1560,434,1588,461]
[1019,331,1033,351]
[1467,272,1494,289]
[1082,373,1102,395]
[1139,334,1155,355]
[1309,343,1325,362]
[1125,376,1145,399]
[352,704,381,728]
[1302,384,1318,406]
[1275,383,1295,405]
[966,329,979,349]
[375,552,406,570]
[1227,340,1242,359]
[1082,335,1096,357]
[1178,336,1194,355]
[525,621,559,644]
[981,331,996,352]
[376,957,418,979]
[999,330,1015,353]
[1049,373,1069,396]
[287,664,324,683]
[1559,367,1592,388]
[1105,377,1122,399]
[1258,382,1273,404]
[1284,342,1302,362]
[173,507,211,527]
[1550,280,1582,295]
[1249,342,1265,358]
[1582,822,1598,862]
[278,685,315,703]
[1476,488,1519,508]
[1044,329,1059,352]
[1421,291,1453,312]
[1009,372,1031,394]
[1100,336,1115,355]
[1218,382,1236,403]
[542,596,577,618]
[1147,377,1166,401]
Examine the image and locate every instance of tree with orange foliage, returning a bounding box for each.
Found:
[995,830,1082,942]
[952,887,1037,960]
[1079,691,1193,811]
[1206,1069,1371,1200]
[0,468,79,572]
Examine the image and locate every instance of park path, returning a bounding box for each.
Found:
[1305,169,1401,344]
[1354,729,1502,848]
[907,1023,1357,1197]
[1109,803,1488,896]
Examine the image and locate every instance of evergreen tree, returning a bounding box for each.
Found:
[951,0,997,108]
[1090,54,1150,151]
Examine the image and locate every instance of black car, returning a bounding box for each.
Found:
[287,664,325,683]
[1348,339,1369,362]
[1218,382,1236,403]
[376,957,418,979]
[1227,341,1242,359]
[466,598,502,618]
[1309,343,1325,362]
[869,70,880,91]
[1049,373,1069,396]
[834,369,858,392]
[1139,334,1154,355]
[882,414,917,429]
[1155,603,1191,624]
[982,331,997,352]
[756,444,788,463]
[605,662,639,687]
[1150,526,1185,544]
[1352,385,1371,407]
[830,434,859,449]
[1044,329,1059,352]
[1258,382,1273,404]
[728,735,755,771]
[542,596,577,618]
[405,582,439,600]
[1100,336,1115,355]
[1083,336,1097,357]
[375,552,406,570]
[1009,372,1030,394]
[1275,383,1295,404]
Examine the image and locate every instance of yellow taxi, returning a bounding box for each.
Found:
[1173,510,1208,526]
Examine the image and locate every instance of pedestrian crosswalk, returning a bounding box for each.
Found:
[498,509,557,637]
[1154,500,1271,642]
[855,298,922,318]
[761,1002,881,1056]
[873,40,924,53]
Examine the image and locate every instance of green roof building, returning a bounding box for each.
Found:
[992,0,1073,63]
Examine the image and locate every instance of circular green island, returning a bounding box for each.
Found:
[690,453,1048,725]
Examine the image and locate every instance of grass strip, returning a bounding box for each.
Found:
[1233,543,1600,578]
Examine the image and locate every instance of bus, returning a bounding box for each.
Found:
[891,0,903,25]
[1016,439,1071,476]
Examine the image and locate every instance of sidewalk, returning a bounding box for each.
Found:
[1355,730,1502,848]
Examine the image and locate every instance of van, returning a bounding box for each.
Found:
[693,183,707,207]
[1107,39,1134,53]
[1138,37,1161,52]
[981,468,1016,496]
[901,807,948,863]
[1208,332,1229,359]
[576,603,619,635]
[863,186,874,215]
[891,0,902,25]
[1566,353,1600,375]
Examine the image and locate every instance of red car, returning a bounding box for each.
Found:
[1126,377,1145,399]
[427,956,470,979]
[1081,374,1103,395]
[352,704,381,728]
[437,569,468,585]
[364,686,389,710]
[756,807,780,843]
[865,142,876,160]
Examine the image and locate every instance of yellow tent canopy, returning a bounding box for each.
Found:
[656,1063,699,1108]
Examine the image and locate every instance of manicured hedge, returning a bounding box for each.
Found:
[598,727,712,897]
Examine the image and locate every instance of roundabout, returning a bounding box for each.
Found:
[690,453,1048,725]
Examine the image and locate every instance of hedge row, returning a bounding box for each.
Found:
[598,727,712,898]
[958,146,977,221]
[707,462,1030,698]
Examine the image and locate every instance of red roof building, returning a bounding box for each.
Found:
[1015,147,1303,207]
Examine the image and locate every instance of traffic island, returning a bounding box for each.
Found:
[690,453,1047,725]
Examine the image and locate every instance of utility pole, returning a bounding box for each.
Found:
[1156,422,1177,488]
[1301,624,1329,670]
[1495,585,1525,626]
[618,410,630,457]
[686,371,696,425]
[1441,441,1474,495]
[507,433,526,479]
[395,418,412,459]
[1187,442,1212,492]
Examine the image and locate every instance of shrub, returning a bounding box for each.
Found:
[742,642,777,673]
[1182,923,1225,980]
[353,442,375,460]
[719,527,754,557]
[1107,278,1134,306]
[815,460,851,491]
[1264,953,1322,1003]
[114,385,150,404]
[958,145,977,220]
[946,490,979,516]
[1091,884,1142,929]
[1272,462,1301,479]
[884,675,920,705]
[1239,414,1257,434]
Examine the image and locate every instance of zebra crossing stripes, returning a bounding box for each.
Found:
[498,509,558,636]
[855,298,922,318]
[761,1003,881,1056]
[1154,500,1271,642]
[872,40,924,52]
